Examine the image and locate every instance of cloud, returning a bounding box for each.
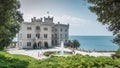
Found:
[54,15,90,25]
[23,14,113,36]
[53,15,93,35]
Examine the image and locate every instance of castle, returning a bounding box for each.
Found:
[18,16,69,48]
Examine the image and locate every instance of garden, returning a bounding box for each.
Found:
[0,51,120,68]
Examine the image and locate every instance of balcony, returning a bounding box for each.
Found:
[36,26,40,32]
[35,30,40,32]
[52,36,59,39]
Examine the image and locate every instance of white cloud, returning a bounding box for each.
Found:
[23,14,113,36]
[54,15,90,25]
[53,15,93,35]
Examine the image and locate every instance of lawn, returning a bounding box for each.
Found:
[0,51,29,68]
[12,54,38,68]
[0,51,120,68]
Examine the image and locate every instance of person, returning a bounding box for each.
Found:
[39,49,43,58]
[39,51,42,58]
[38,52,39,57]
[72,49,75,55]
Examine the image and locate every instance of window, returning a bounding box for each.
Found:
[36,26,40,30]
[27,34,31,38]
[60,29,62,32]
[52,40,54,45]
[65,40,67,42]
[27,42,31,47]
[60,34,62,38]
[65,29,67,32]
[55,29,57,32]
[55,40,57,45]
[44,34,48,38]
[36,34,40,38]
[52,34,54,38]
[44,27,48,31]
[27,27,31,30]
[52,27,54,32]
[55,34,57,38]
[52,29,54,32]
[65,34,67,38]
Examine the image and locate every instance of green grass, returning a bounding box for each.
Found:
[12,54,38,68]
[0,51,29,68]
[53,54,73,57]
[0,51,120,68]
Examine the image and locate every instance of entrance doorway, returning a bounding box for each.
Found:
[38,42,41,49]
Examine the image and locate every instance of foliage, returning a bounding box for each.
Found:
[44,51,73,57]
[87,0,120,35]
[1,51,120,68]
[12,54,37,68]
[116,48,120,55]
[44,42,49,49]
[87,0,120,56]
[0,0,23,50]
[33,42,37,49]
[37,54,120,68]
[113,33,120,48]
[66,39,80,49]
[72,39,80,49]
[66,40,73,47]
[0,51,28,68]
[44,51,56,56]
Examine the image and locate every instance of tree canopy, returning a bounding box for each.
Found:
[87,0,120,35]
[113,33,120,47]
[0,0,23,50]
[72,39,80,49]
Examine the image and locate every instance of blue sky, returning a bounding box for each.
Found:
[19,0,113,36]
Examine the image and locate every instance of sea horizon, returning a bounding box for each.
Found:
[69,36,118,51]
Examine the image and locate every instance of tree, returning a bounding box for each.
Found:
[87,0,120,35]
[0,0,23,50]
[44,42,49,49]
[66,40,73,47]
[113,33,120,47]
[113,33,120,54]
[72,39,80,49]
[33,42,37,49]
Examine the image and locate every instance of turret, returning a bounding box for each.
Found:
[31,17,42,22]
[44,16,53,23]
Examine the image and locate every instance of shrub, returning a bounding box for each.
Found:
[116,48,120,55]
[72,39,80,49]
[33,42,37,49]
[0,51,28,68]
[37,54,120,68]
[44,51,56,56]
[44,42,49,49]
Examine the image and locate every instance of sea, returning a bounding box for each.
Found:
[69,36,119,51]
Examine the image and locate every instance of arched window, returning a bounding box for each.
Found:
[36,26,40,30]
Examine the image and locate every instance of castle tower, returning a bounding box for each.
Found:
[44,12,54,23]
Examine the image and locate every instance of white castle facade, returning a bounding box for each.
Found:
[18,16,69,48]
